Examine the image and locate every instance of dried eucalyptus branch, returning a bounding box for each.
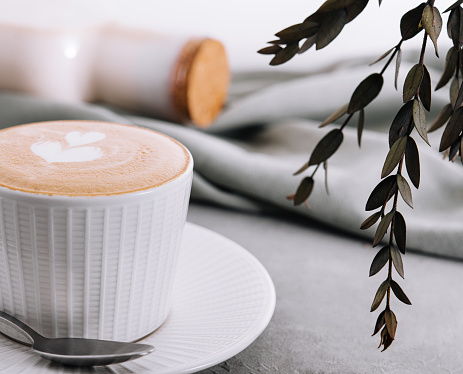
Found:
[259,0,463,351]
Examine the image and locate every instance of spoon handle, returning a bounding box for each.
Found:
[0,310,155,366]
[0,311,41,345]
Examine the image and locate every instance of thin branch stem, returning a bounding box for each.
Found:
[386,264,392,309]
[380,40,403,76]
[311,163,320,178]
[340,113,354,131]
[419,31,428,66]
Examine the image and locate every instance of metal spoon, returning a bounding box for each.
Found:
[0,311,155,366]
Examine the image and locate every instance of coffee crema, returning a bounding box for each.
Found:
[0,121,190,196]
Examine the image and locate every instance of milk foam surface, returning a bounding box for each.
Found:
[0,121,190,195]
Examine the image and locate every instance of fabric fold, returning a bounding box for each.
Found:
[0,57,461,259]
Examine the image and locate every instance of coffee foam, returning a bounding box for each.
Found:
[0,121,191,196]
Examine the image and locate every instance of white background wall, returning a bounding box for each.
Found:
[0,1,451,71]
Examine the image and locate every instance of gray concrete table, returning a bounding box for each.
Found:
[187,203,463,374]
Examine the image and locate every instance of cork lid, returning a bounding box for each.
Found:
[171,38,230,128]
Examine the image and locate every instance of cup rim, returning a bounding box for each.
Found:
[0,157,192,206]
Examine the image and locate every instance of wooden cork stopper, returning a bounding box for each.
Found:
[171,38,230,128]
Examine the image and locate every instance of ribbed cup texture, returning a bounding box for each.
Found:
[0,174,192,341]
[0,223,276,374]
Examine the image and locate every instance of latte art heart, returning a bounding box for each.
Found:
[31,141,104,163]
[31,131,106,163]
[65,131,106,147]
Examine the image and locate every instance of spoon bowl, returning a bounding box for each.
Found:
[0,311,155,366]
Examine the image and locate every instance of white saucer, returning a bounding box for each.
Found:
[0,223,276,373]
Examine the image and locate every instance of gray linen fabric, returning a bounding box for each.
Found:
[0,60,461,259]
[189,204,463,374]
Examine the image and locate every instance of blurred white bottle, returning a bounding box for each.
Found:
[0,22,230,127]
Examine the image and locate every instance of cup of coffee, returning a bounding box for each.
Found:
[0,120,193,341]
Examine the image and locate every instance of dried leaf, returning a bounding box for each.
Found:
[381,328,394,351]
[358,108,365,147]
[435,47,458,90]
[454,77,463,110]
[384,309,398,339]
[319,103,348,128]
[369,47,394,66]
[413,99,430,145]
[323,161,329,194]
[293,162,309,176]
[345,0,369,23]
[395,48,402,90]
[400,3,426,40]
[298,34,318,54]
[405,136,420,189]
[403,64,424,103]
[365,175,397,211]
[450,77,460,109]
[304,9,324,24]
[448,7,463,49]
[381,137,408,178]
[419,65,432,111]
[428,103,453,132]
[360,211,382,230]
[348,73,384,114]
[267,40,285,45]
[445,0,463,13]
[379,327,388,349]
[370,279,389,312]
[369,245,390,277]
[448,8,454,37]
[391,280,412,305]
[317,0,358,13]
[440,106,463,151]
[316,9,348,50]
[449,137,461,160]
[390,244,404,278]
[459,51,463,87]
[394,211,407,254]
[422,5,442,57]
[397,174,413,208]
[308,129,344,166]
[275,22,319,43]
[286,193,295,201]
[270,43,299,65]
[389,101,414,147]
[372,310,386,336]
[373,211,394,247]
[258,45,283,55]
[294,176,314,205]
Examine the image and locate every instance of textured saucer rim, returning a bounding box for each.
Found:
[167,223,276,374]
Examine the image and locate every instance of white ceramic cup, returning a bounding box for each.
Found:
[0,121,193,342]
